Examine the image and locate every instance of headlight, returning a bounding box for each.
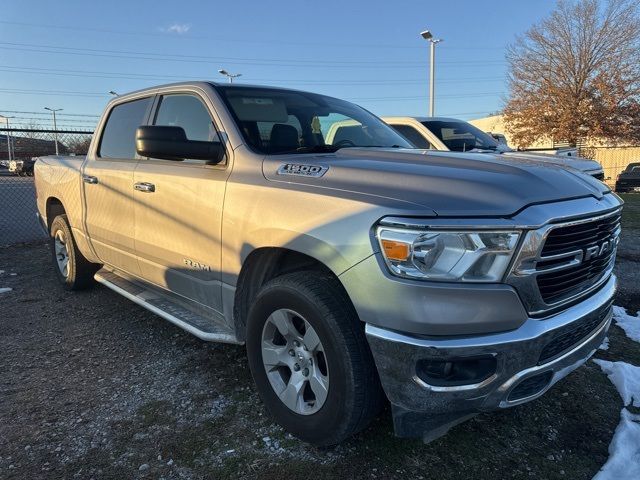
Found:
[377,227,520,282]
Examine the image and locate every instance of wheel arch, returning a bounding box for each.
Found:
[232,247,357,343]
[45,197,66,231]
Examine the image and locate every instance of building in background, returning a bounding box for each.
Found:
[469,114,640,187]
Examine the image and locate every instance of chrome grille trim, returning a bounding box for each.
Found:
[506,208,622,316]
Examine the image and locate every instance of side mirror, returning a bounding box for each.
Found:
[135,126,224,164]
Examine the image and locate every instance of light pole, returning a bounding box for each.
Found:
[109,90,119,96]
[0,115,15,162]
[218,69,242,83]
[420,30,443,117]
[45,107,63,155]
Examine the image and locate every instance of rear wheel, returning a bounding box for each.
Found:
[50,214,100,290]
[246,272,384,446]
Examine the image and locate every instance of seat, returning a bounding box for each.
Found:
[241,121,262,150]
[333,125,369,145]
[269,124,299,153]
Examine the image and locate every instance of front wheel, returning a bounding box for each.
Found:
[50,214,100,290]
[246,272,384,446]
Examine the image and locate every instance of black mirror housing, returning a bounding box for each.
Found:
[135,126,224,164]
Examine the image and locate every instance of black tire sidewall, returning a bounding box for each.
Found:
[50,215,78,289]
[246,278,356,445]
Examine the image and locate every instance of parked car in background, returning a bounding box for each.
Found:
[35,81,620,446]
[8,158,35,176]
[383,116,605,180]
[615,162,640,192]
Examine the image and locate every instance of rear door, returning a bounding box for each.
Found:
[132,92,230,313]
[83,96,153,275]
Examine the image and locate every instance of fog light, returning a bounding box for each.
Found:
[416,356,497,387]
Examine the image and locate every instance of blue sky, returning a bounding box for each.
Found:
[0,0,556,130]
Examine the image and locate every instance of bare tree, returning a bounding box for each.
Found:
[504,0,640,147]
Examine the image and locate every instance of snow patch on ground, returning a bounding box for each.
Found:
[0,287,12,294]
[613,306,640,343]
[593,359,640,480]
[594,360,640,407]
[592,409,640,480]
[599,337,609,350]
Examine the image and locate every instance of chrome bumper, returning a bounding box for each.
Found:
[365,275,615,441]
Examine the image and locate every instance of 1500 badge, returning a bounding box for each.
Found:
[277,164,328,178]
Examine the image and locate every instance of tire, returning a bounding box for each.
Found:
[246,271,384,446]
[50,214,100,290]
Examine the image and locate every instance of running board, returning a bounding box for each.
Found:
[95,269,241,344]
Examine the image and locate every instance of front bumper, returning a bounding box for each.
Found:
[365,274,615,441]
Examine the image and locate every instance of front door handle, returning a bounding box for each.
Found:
[134,182,155,193]
[82,175,98,184]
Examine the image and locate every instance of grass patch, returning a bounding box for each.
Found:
[619,193,640,229]
[136,399,174,427]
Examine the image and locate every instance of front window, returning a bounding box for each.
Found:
[217,86,412,154]
[422,120,500,152]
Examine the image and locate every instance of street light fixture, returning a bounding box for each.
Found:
[45,107,63,156]
[420,29,443,117]
[0,114,15,162]
[109,90,119,96]
[218,69,242,83]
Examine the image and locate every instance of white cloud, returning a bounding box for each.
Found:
[161,23,191,35]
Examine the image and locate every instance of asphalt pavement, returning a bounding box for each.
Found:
[0,171,46,246]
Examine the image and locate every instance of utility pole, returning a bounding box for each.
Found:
[420,30,443,117]
[218,69,242,83]
[0,115,15,162]
[45,107,63,155]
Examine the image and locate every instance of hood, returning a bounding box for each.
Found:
[263,148,610,217]
[500,151,602,173]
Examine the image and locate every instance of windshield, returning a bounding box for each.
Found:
[216,85,412,154]
[422,120,500,152]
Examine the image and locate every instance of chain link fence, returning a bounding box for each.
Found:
[0,128,93,246]
[578,146,640,188]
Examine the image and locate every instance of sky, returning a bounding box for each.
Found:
[0,0,557,131]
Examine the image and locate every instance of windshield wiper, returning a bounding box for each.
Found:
[295,145,341,153]
[294,144,403,154]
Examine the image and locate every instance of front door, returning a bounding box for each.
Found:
[83,95,153,275]
[132,93,230,313]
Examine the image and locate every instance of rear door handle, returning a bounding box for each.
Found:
[82,175,98,184]
[134,182,155,193]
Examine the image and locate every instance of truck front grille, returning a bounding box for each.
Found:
[536,213,620,305]
[506,206,621,316]
[538,302,611,365]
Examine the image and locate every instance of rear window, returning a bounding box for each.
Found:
[99,97,152,159]
[389,124,433,149]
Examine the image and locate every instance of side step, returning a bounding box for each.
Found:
[95,268,241,344]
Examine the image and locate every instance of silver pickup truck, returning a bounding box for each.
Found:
[35,82,622,445]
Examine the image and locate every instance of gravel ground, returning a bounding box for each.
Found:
[1,195,639,480]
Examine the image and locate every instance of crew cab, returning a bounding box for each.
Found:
[35,82,622,445]
[383,116,605,180]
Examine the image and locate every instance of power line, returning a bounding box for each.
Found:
[0,44,507,69]
[0,86,504,101]
[0,20,507,51]
[0,41,507,66]
[0,110,100,118]
[0,65,506,85]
